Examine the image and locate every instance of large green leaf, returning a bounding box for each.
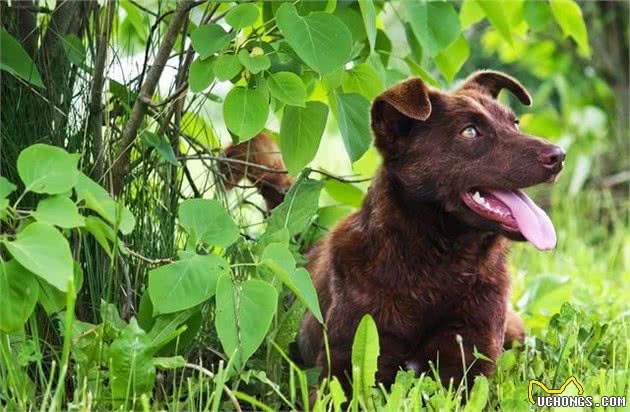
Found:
[148,254,228,315]
[358,0,377,51]
[75,173,135,235]
[189,57,215,93]
[223,87,269,141]
[3,222,73,292]
[351,314,380,397]
[268,71,306,107]
[190,24,232,59]
[0,260,39,332]
[324,179,364,208]
[280,101,329,175]
[33,195,85,228]
[549,0,590,57]
[262,243,323,323]
[276,3,352,74]
[406,1,460,57]
[178,199,239,248]
[265,175,324,237]
[342,63,384,100]
[226,3,259,29]
[214,276,278,367]
[476,0,514,45]
[213,54,242,81]
[435,35,470,83]
[109,319,156,408]
[0,27,44,87]
[238,48,271,74]
[17,144,79,194]
[334,92,372,162]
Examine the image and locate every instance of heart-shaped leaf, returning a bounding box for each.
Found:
[178,199,239,248]
[17,144,79,194]
[238,48,271,74]
[213,54,242,81]
[0,260,39,332]
[191,24,232,59]
[225,3,259,29]
[223,87,269,141]
[406,1,460,57]
[276,3,352,74]
[0,27,44,87]
[33,195,85,228]
[268,71,306,107]
[148,253,228,315]
[215,275,278,367]
[3,222,73,292]
[189,57,215,93]
[280,101,328,175]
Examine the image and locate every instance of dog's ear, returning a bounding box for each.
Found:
[458,70,532,106]
[371,78,432,146]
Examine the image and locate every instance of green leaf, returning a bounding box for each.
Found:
[0,27,44,87]
[403,56,440,87]
[238,48,271,74]
[324,180,364,208]
[225,3,259,29]
[3,222,73,292]
[280,101,328,175]
[75,173,135,235]
[0,260,39,332]
[476,0,514,45]
[524,0,553,32]
[189,57,215,93]
[191,24,232,59]
[36,263,83,314]
[549,0,590,57]
[83,216,114,257]
[351,314,380,397]
[148,254,228,315]
[268,71,307,107]
[33,195,85,228]
[334,6,367,45]
[0,176,16,199]
[62,34,86,66]
[262,243,323,323]
[178,199,239,248]
[265,175,324,237]
[213,54,242,81]
[358,0,377,52]
[435,35,470,83]
[276,3,352,74]
[406,1,460,57]
[464,375,489,412]
[109,319,156,408]
[223,87,269,141]
[18,144,79,194]
[215,276,278,366]
[460,0,485,29]
[141,132,178,166]
[334,92,372,162]
[153,356,186,369]
[342,63,384,100]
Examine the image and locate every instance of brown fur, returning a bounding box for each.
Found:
[223,70,564,391]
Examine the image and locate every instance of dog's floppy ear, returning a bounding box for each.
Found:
[458,70,532,106]
[371,78,432,146]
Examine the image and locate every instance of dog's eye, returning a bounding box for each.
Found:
[461,126,479,138]
[514,119,520,130]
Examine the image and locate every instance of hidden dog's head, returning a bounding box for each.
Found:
[371,70,565,250]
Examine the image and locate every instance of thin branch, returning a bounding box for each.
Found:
[112,0,193,195]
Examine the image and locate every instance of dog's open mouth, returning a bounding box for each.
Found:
[461,189,556,250]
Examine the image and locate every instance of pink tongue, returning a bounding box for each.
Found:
[489,189,557,250]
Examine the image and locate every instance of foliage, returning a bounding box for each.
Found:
[0,0,627,410]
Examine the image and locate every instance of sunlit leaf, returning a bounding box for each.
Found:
[191,24,232,59]
[334,92,372,162]
[406,1,460,57]
[549,0,590,57]
[435,35,470,83]
[33,195,85,228]
[268,71,307,107]
[18,144,79,194]
[351,314,380,397]
[225,3,259,29]
[213,54,242,81]
[280,101,328,175]
[189,57,215,92]
[224,87,269,141]
[178,199,239,248]
[358,0,377,51]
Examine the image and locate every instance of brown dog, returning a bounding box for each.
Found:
[223,70,564,390]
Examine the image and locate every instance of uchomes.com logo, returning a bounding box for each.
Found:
[528,375,627,408]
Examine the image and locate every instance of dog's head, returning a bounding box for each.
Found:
[371,70,565,250]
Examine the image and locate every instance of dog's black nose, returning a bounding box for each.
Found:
[538,146,565,170]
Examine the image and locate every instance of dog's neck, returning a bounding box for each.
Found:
[360,168,506,266]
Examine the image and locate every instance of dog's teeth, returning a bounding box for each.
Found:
[472,191,484,204]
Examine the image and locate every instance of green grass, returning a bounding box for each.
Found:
[1,187,628,412]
